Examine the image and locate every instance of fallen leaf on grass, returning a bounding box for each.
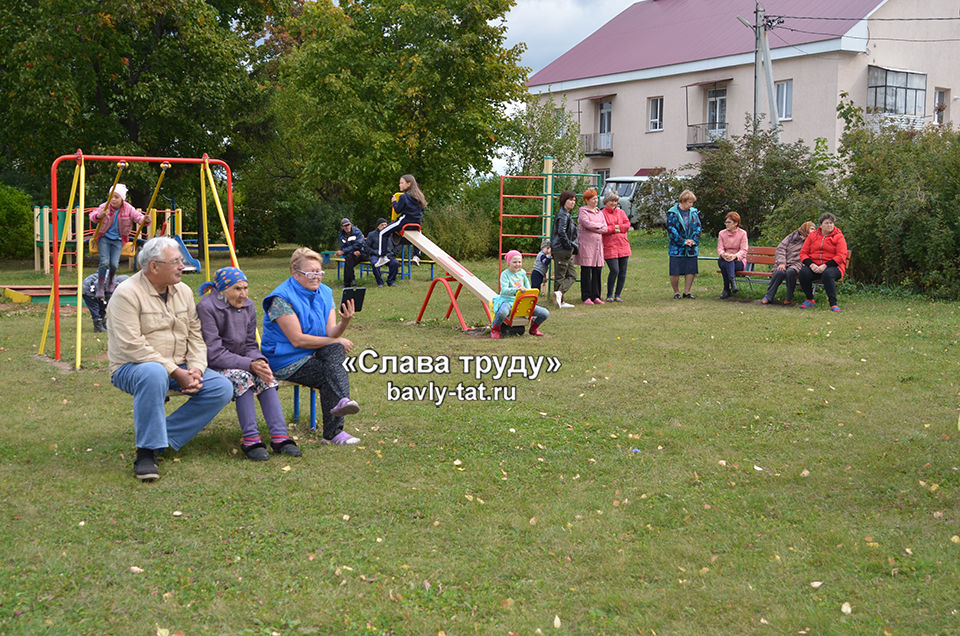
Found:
[529,517,537,525]
[841,602,852,615]
[281,465,291,472]
[342,514,350,521]
[453,459,462,467]
[800,469,810,477]
[554,615,561,628]
[760,618,769,625]
[754,465,763,471]
[172,511,183,517]
[810,581,823,588]
[951,535,960,544]
[130,566,144,574]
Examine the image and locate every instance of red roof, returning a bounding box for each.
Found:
[527,0,885,87]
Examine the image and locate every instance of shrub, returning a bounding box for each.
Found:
[422,202,497,261]
[0,182,33,259]
[835,97,960,298]
[685,116,820,241]
[292,200,362,253]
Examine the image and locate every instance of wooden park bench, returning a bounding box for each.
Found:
[715,246,853,296]
[715,246,777,291]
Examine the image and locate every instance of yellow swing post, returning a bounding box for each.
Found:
[38,159,82,356]
[203,159,239,267]
[203,158,251,341]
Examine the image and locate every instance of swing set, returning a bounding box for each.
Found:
[40,150,239,369]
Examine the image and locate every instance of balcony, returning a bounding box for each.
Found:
[687,122,727,150]
[581,132,613,157]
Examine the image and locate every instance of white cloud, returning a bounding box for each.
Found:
[504,0,637,74]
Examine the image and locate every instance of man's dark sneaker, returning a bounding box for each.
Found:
[134,448,159,481]
[242,442,270,461]
[271,439,302,457]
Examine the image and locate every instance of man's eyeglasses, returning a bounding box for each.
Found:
[157,257,185,266]
[296,269,323,280]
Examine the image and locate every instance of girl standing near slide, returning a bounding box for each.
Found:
[376,174,426,267]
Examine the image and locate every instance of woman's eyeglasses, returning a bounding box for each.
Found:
[296,269,323,280]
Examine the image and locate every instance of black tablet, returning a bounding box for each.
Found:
[341,287,366,312]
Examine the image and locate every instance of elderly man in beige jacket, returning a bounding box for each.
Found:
[108,237,233,481]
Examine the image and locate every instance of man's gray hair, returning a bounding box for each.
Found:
[138,236,180,269]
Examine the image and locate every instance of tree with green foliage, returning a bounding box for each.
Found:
[0,0,291,194]
[0,183,33,259]
[276,0,527,208]
[831,95,960,297]
[502,94,584,177]
[685,116,820,240]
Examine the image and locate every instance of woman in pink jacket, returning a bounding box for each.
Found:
[717,211,748,298]
[88,183,149,299]
[574,189,606,305]
[600,191,632,302]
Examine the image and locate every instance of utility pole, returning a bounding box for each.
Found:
[759,6,781,138]
[737,4,783,138]
[754,2,761,121]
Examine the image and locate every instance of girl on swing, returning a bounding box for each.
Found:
[89,183,149,299]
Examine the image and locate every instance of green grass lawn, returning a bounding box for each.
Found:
[1,234,958,634]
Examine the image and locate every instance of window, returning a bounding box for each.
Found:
[598,101,612,149]
[935,89,949,125]
[554,107,568,136]
[707,88,727,136]
[867,65,926,117]
[596,169,610,187]
[776,80,793,120]
[648,97,664,131]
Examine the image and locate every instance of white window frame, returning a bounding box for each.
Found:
[935,89,948,125]
[867,65,926,117]
[776,80,793,121]
[707,88,727,137]
[598,101,612,151]
[648,97,664,131]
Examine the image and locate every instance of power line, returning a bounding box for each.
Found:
[771,15,960,22]
[776,25,960,43]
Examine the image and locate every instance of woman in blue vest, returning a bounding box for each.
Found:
[261,248,361,445]
[666,189,702,299]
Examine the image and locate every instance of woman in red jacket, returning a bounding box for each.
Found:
[600,191,632,302]
[798,212,848,312]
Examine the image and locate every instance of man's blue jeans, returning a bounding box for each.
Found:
[112,363,233,450]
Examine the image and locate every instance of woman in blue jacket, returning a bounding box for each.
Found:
[666,189,702,299]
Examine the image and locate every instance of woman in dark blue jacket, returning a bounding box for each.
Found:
[666,189,702,299]
[376,174,426,266]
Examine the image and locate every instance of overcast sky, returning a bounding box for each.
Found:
[504,0,638,75]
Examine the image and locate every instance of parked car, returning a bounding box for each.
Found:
[602,174,689,229]
[601,176,652,229]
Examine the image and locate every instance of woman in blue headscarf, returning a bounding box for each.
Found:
[197,266,301,461]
